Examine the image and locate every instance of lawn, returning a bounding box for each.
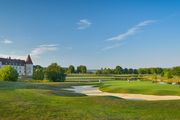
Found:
[99,81,180,96]
[0,81,180,120]
[66,74,141,82]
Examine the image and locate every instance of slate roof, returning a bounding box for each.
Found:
[26,55,33,64]
[0,57,26,66]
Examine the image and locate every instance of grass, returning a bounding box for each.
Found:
[67,73,139,77]
[99,80,180,96]
[142,74,180,83]
[0,81,180,120]
[66,74,141,82]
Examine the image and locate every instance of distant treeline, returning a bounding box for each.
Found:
[96,66,138,74]
[95,66,180,78]
[33,64,180,80]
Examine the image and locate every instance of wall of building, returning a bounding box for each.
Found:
[26,64,33,76]
[0,64,26,76]
[13,65,25,76]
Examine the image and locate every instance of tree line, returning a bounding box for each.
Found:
[0,64,88,81]
[96,66,180,78]
[136,67,180,78]
[0,63,67,82]
[33,65,180,78]
[63,65,87,74]
[33,64,87,81]
[33,63,66,82]
[1,64,180,82]
[96,66,138,74]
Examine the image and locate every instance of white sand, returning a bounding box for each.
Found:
[65,85,180,101]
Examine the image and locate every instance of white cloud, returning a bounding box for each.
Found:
[0,44,58,64]
[1,39,13,44]
[77,19,91,30]
[101,43,123,51]
[0,44,66,61]
[31,44,58,58]
[107,20,156,41]
[0,53,26,59]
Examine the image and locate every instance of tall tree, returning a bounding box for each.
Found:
[128,68,134,74]
[33,66,44,80]
[77,65,87,73]
[133,69,139,74]
[0,66,18,81]
[172,66,180,77]
[67,65,75,74]
[45,63,66,82]
[114,66,123,74]
[123,68,129,74]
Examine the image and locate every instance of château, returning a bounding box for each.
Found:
[0,55,33,76]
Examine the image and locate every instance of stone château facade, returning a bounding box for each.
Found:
[0,55,33,76]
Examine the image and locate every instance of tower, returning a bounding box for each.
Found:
[25,54,33,76]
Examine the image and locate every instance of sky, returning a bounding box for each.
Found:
[0,0,180,69]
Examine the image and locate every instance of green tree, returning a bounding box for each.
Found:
[114,66,123,74]
[96,70,102,74]
[106,68,113,74]
[150,68,163,74]
[138,68,152,74]
[67,65,75,74]
[0,66,18,81]
[156,68,163,74]
[101,68,112,74]
[138,68,146,74]
[167,72,173,79]
[33,66,44,80]
[128,68,134,74]
[123,68,129,74]
[162,69,173,79]
[161,71,165,77]
[172,66,180,77]
[133,69,139,74]
[77,65,87,73]
[45,63,66,82]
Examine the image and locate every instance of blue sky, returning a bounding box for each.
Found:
[0,0,180,69]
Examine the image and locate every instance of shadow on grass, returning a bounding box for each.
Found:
[52,90,87,97]
[0,81,93,97]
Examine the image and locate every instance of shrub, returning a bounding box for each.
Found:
[0,66,19,81]
[33,67,44,80]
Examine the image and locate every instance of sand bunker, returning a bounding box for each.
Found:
[65,85,180,101]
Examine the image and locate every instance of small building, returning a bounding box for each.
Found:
[0,55,33,76]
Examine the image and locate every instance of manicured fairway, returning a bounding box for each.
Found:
[0,81,180,120]
[99,81,180,96]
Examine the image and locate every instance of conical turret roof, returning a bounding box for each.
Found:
[26,55,33,64]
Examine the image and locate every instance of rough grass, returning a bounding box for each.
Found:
[66,74,140,82]
[0,81,180,120]
[67,74,138,77]
[99,81,180,96]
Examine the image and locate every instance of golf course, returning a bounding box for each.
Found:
[1,0,180,119]
[99,81,180,96]
[0,80,180,120]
